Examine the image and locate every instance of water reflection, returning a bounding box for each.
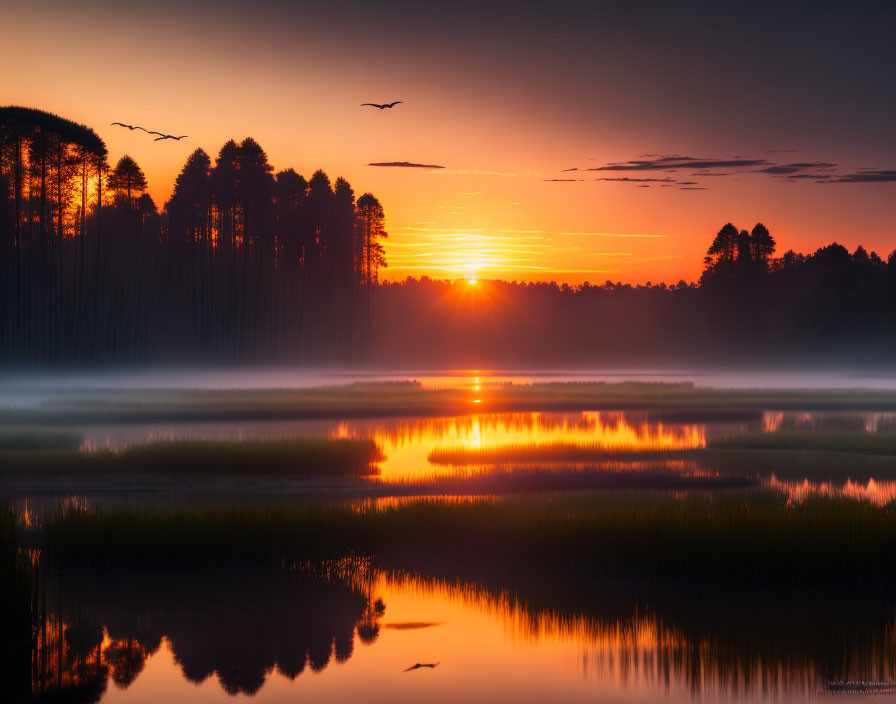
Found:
[19,565,896,703]
[65,409,896,486]
[77,410,721,482]
[29,568,379,700]
[765,475,896,506]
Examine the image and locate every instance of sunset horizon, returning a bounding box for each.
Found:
[4,1,893,285]
[5,4,896,704]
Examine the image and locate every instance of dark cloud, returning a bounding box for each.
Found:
[757,161,838,175]
[368,161,444,168]
[765,149,800,154]
[543,178,583,182]
[637,185,650,188]
[591,155,770,171]
[594,177,677,183]
[825,170,896,183]
[567,153,895,187]
[561,167,578,172]
[784,173,834,181]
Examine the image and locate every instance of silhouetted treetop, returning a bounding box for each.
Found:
[107,155,147,203]
[0,105,107,156]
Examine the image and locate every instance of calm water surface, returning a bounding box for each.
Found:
[11,372,896,703]
[5,366,896,405]
[70,409,896,497]
[28,568,896,704]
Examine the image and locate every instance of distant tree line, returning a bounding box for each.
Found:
[372,224,896,366]
[0,106,387,363]
[3,107,895,366]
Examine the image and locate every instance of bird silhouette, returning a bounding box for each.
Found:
[149,133,189,141]
[110,122,148,132]
[403,662,439,672]
[361,101,403,109]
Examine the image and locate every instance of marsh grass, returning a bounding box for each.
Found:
[32,492,896,585]
[382,460,752,493]
[693,448,896,481]
[428,441,700,465]
[7,381,896,425]
[0,437,382,480]
[709,430,896,455]
[0,428,82,452]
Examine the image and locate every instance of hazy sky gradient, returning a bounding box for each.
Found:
[3,0,894,283]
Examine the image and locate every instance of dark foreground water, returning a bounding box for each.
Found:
[19,565,896,704]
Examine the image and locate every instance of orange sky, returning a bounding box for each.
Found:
[3,1,894,285]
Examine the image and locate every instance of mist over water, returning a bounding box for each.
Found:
[4,366,896,407]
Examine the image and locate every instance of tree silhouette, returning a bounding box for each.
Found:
[750,222,776,262]
[107,155,147,205]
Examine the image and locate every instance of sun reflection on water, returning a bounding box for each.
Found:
[333,411,707,481]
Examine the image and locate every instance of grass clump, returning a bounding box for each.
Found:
[428,441,699,465]
[0,437,382,480]
[0,428,82,452]
[32,491,896,586]
[710,430,896,455]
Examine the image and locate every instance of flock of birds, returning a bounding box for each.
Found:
[111,123,188,141]
[111,100,402,144]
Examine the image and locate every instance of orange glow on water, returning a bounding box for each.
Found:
[34,569,896,703]
[333,411,706,482]
[765,475,896,506]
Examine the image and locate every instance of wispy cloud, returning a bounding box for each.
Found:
[594,177,678,183]
[822,169,896,183]
[565,152,895,188]
[756,161,837,175]
[591,156,770,171]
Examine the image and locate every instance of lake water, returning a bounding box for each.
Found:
[27,567,896,704]
[61,409,896,503]
[10,372,896,703]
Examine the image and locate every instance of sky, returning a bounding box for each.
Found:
[2,0,894,284]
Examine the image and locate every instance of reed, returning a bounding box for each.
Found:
[0,428,82,451]
[709,430,896,455]
[0,437,382,480]
[428,441,697,465]
[33,492,896,585]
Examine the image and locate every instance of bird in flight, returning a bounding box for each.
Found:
[403,662,440,672]
[361,101,403,109]
[110,123,187,141]
[110,122,148,131]
[149,132,189,141]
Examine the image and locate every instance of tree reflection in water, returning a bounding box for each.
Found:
[28,567,382,701]
[17,561,896,702]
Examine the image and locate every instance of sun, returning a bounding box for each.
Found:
[468,278,478,286]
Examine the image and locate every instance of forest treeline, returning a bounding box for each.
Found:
[2,107,895,366]
[372,224,896,366]
[0,106,387,363]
